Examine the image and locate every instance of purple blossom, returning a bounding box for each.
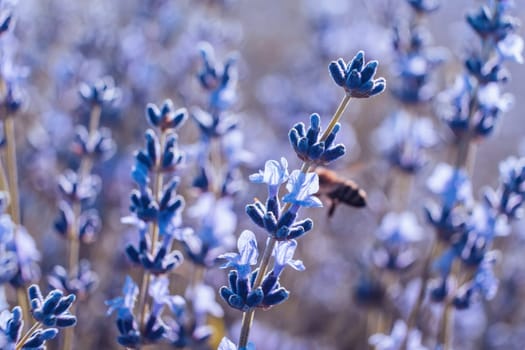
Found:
[272,240,305,276]
[497,33,524,64]
[376,211,424,244]
[369,320,427,350]
[249,158,289,197]
[219,337,256,350]
[218,230,258,279]
[185,193,237,264]
[186,282,223,318]
[282,170,322,209]
[149,276,185,317]
[105,276,138,317]
[427,163,473,208]
[373,111,437,172]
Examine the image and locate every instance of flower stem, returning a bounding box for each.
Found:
[319,95,351,143]
[62,104,102,350]
[5,116,20,225]
[15,322,42,350]
[238,235,276,347]
[137,130,167,332]
[238,95,351,348]
[3,115,31,327]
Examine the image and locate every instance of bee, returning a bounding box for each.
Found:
[315,167,367,217]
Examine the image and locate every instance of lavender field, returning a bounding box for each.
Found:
[0,0,525,349]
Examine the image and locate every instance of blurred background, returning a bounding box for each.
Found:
[2,0,525,349]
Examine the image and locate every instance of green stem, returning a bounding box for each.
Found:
[238,95,352,348]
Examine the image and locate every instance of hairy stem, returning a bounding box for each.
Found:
[238,95,351,348]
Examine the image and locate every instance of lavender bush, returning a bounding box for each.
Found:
[0,0,524,350]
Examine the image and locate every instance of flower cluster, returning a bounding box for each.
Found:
[219,231,304,311]
[328,51,385,98]
[372,111,437,173]
[219,50,384,348]
[109,99,190,347]
[439,0,522,141]
[288,113,346,165]
[50,78,119,299]
[0,285,76,349]
[184,43,246,269]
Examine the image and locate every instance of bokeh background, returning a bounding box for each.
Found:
[1,0,525,349]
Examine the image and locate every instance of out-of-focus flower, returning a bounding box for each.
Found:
[184,193,236,266]
[105,276,141,347]
[218,337,256,350]
[372,111,437,172]
[146,99,188,131]
[79,76,121,106]
[369,320,427,350]
[376,211,424,244]
[407,0,439,13]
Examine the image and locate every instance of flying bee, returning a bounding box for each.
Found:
[315,167,367,217]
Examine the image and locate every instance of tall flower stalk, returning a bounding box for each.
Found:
[52,78,118,350]
[389,1,525,349]
[107,99,191,348]
[365,0,444,345]
[0,1,38,329]
[217,50,385,349]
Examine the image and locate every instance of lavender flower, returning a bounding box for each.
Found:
[146,99,188,131]
[329,51,386,98]
[484,156,525,218]
[369,320,427,350]
[78,76,121,106]
[249,158,289,198]
[283,170,323,209]
[407,0,439,13]
[288,113,346,165]
[197,41,238,111]
[372,111,437,172]
[372,211,423,271]
[425,163,473,241]
[271,240,305,276]
[219,230,258,280]
[219,337,256,350]
[184,193,236,266]
[106,276,140,347]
